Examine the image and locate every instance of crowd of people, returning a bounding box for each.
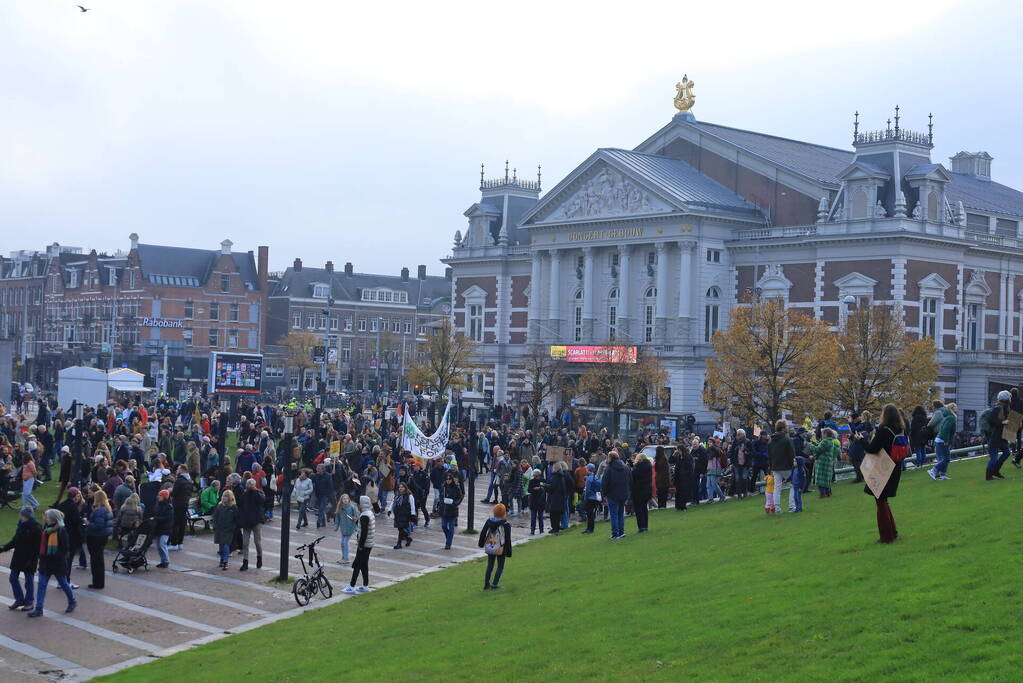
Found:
[0,384,1018,610]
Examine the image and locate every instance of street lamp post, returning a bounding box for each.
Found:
[278,411,296,582]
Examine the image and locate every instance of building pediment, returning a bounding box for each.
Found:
[834,272,878,294]
[917,272,951,294]
[461,284,488,301]
[905,163,952,183]
[756,264,793,292]
[463,202,502,219]
[837,161,890,182]
[521,155,678,226]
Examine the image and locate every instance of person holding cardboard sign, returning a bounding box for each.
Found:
[862,404,906,544]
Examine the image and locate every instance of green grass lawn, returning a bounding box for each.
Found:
[92,458,1023,680]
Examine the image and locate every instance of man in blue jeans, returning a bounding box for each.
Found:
[928,402,956,481]
[312,462,334,528]
[985,391,1013,480]
[600,451,631,539]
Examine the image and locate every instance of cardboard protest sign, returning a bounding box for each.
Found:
[1003,410,1023,443]
[861,449,895,499]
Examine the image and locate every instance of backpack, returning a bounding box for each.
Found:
[484,523,504,556]
[887,427,910,463]
[499,460,512,484]
[979,407,996,439]
[737,442,748,466]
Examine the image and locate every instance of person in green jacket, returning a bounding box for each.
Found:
[812,429,840,497]
[199,481,221,515]
[928,402,956,481]
[212,489,239,571]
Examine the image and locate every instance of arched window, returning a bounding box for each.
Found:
[574,289,583,300]
[608,288,618,299]
[645,286,657,298]
[704,287,720,342]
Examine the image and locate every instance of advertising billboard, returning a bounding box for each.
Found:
[549,345,638,363]
[208,352,263,394]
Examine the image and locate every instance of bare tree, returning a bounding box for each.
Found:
[406,319,477,424]
[578,345,667,437]
[521,344,567,431]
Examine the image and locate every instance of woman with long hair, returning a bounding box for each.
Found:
[654,446,670,508]
[85,490,114,588]
[212,489,239,570]
[387,482,415,549]
[864,403,904,543]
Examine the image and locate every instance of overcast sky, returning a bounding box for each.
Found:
[3,0,1021,275]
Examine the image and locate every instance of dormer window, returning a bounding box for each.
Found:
[361,288,408,304]
[312,283,330,299]
[69,269,79,288]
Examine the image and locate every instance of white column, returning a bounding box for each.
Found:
[618,244,631,337]
[528,250,542,342]
[677,241,695,318]
[548,250,561,339]
[582,247,595,341]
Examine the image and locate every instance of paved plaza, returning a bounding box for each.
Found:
[0,476,533,681]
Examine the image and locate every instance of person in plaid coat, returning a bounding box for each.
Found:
[812,428,840,497]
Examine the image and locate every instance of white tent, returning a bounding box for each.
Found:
[57,366,153,410]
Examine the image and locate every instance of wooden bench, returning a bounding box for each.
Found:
[186,510,213,535]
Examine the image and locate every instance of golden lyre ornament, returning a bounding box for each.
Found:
[674,74,695,112]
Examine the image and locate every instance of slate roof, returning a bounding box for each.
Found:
[600,148,760,213]
[686,121,854,185]
[947,173,1023,218]
[271,266,450,308]
[137,244,260,290]
[904,163,944,178]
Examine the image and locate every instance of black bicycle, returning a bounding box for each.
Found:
[292,536,333,606]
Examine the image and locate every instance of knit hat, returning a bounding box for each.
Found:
[61,445,70,453]
[998,390,1012,402]
[158,489,170,501]
[67,486,81,499]
[586,463,595,471]
[19,506,34,519]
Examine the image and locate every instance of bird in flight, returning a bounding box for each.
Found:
[77,5,90,11]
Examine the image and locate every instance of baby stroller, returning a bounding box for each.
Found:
[112,520,154,574]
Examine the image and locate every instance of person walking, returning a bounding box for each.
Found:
[312,463,333,529]
[812,428,840,497]
[767,420,795,515]
[863,404,905,544]
[56,487,86,582]
[238,479,265,571]
[29,508,76,617]
[908,406,929,469]
[728,430,752,500]
[343,496,375,594]
[293,469,313,529]
[673,445,694,511]
[387,482,415,549]
[631,452,653,532]
[334,493,359,564]
[984,391,1013,480]
[0,507,41,610]
[527,469,546,535]
[152,489,174,568]
[705,446,726,503]
[167,467,193,551]
[928,402,956,481]
[85,490,114,589]
[544,462,568,534]
[438,471,463,550]
[600,451,631,539]
[478,503,512,590]
[212,489,239,570]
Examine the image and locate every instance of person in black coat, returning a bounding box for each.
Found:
[237,480,265,571]
[864,404,904,544]
[527,469,546,535]
[631,454,653,532]
[477,504,512,590]
[388,482,415,549]
[168,467,193,549]
[672,446,694,511]
[600,452,632,539]
[438,471,463,550]
[543,462,568,534]
[56,487,86,580]
[30,508,75,617]
[151,489,174,568]
[908,405,929,469]
[1,507,42,609]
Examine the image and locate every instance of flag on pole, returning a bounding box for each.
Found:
[401,400,451,460]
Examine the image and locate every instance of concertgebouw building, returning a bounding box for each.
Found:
[444,77,1023,432]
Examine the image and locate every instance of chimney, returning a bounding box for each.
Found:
[417,264,427,280]
[220,239,233,255]
[293,258,303,272]
[129,233,139,250]
[400,267,410,281]
[325,260,334,274]
[445,267,453,281]
[344,262,353,276]
[257,246,269,287]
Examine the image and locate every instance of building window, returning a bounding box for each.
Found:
[221,274,230,293]
[644,305,654,342]
[69,270,79,288]
[129,270,136,289]
[292,314,301,329]
[645,286,657,298]
[265,362,284,378]
[209,328,219,347]
[209,302,220,320]
[289,375,299,390]
[228,330,239,348]
[574,306,583,342]
[307,315,316,329]
[358,318,367,332]
[342,340,351,360]
[965,304,980,350]
[392,320,400,333]
[404,321,412,334]
[183,328,193,347]
[608,304,617,341]
[319,316,327,329]
[469,304,483,342]
[609,253,620,269]
[229,303,239,321]
[330,317,339,330]
[921,298,938,339]
[313,283,330,298]
[704,287,721,343]
[707,249,721,263]
[370,318,378,333]
[647,251,657,266]
[345,316,353,331]
[184,300,194,319]
[609,287,618,299]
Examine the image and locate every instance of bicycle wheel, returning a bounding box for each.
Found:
[317,574,333,599]
[293,577,311,606]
